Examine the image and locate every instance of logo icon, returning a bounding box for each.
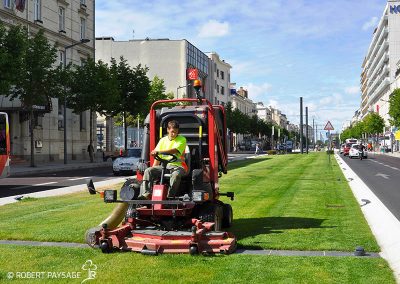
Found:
[81,260,97,283]
[187,68,198,80]
[390,5,400,14]
[7,272,14,279]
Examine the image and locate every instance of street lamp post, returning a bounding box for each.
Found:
[63,39,90,164]
[176,84,191,99]
[379,98,393,153]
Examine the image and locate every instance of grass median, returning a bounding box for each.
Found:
[0,152,395,283]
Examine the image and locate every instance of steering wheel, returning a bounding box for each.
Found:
[154,152,178,164]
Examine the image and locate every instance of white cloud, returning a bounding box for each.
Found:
[243,82,272,102]
[198,20,230,38]
[362,17,378,31]
[345,86,360,95]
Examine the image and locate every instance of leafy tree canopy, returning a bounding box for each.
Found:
[389,88,400,128]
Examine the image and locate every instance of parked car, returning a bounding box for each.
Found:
[343,143,353,156]
[340,143,345,154]
[112,147,142,175]
[348,144,368,159]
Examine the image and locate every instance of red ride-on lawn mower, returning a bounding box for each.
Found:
[86,87,236,255]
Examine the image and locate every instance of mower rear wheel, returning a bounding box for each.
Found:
[222,203,233,228]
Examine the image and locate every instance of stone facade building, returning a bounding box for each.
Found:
[0,0,95,163]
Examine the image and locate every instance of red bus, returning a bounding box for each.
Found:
[0,112,10,178]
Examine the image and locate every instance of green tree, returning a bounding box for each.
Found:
[110,57,150,150]
[5,29,61,167]
[363,112,385,135]
[389,88,400,127]
[68,59,119,156]
[351,121,365,139]
[0,23,27,94]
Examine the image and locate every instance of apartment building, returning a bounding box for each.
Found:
[360,0,400,128]
[256,102,272,123]
[231,86,256,116]
[206,52,231,106]
[0,0,95,162]
[96,37,211,100]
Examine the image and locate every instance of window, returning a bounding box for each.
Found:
[34,0,41,21]
[80,58,87,66]
[80,112,86,131]
[34,114,43,128]
[217,69,219,78]
[214,80,217,89]
[80,18,86,40]
[221,71,224,80]
[217,85,219,93]
[59,50,65,67]
[221,86,225,95]
[3,0,11,9]
[58,102,64,129]
[80,0,86,4]
[59,7,65,32]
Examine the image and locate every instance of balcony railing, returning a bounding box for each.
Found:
[367,40,388,77]
[368,77,390,104]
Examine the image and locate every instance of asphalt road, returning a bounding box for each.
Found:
[0,166,122,198]
[343,153,400,220]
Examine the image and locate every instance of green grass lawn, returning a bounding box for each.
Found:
[0,152,395,283]
[0,245,393,284]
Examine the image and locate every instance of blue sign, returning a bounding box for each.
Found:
[390,5,400,14]
[230,89,236,95]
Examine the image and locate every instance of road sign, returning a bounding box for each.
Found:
[324,121,334,131]
[187,68,198,80]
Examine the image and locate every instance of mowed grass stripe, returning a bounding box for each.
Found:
[221,153,379,252]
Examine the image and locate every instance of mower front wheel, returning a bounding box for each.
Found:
[197,203,223,231]
[222,203,233,228]
[189,245,199,255]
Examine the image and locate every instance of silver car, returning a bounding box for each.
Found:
[112,148,142,175]
[349,144,367,159]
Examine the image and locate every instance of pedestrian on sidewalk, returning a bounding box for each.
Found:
[87,143,94,163]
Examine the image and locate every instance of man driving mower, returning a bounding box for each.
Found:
[138,120,188,200]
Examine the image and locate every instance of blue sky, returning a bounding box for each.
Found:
[95,0,386,133]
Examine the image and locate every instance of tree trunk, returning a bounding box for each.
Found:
[89,109,93,146]
[89,109,94,163]
[124,111,127,151]
[30,109,35,167]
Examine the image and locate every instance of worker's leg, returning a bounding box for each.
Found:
[139,166,162,197]
[168,166,186,197]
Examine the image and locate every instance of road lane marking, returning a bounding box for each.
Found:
[67,177,90,181]
[12,182,58,191]
[34,182,58,186]
[375,173,390,179]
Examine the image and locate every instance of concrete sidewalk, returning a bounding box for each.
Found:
[369,150,400,159]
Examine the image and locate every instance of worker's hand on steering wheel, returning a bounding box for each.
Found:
[152,151,178,163]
